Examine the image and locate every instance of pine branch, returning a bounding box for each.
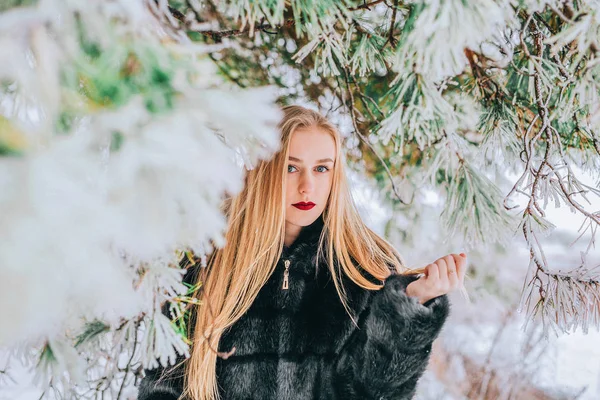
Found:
[343,67,413,205]
[166,1,296,41]
[504,12,600,335]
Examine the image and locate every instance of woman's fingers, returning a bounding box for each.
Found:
[425,263,439,281]
[443,255,456,274]
[451,253,468,282]
[444,255,460,289]
[435,258,448,292]
[414,254,469,302]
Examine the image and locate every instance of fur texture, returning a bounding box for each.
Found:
[138,218,450,400]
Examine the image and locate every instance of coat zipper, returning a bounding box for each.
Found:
[282,259,290,290]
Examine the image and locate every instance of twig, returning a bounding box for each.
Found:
[168,6,186,23]
[199,20,294,40]
[348,0,387,11]
[384,0,399,49]
[546,163,600,226]
[464,49,504,100]
[592,136,600,156]
[116,319,141,400]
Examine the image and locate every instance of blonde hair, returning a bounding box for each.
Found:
[181,105,421,400]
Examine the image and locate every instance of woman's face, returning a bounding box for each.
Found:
[284,126,336,230]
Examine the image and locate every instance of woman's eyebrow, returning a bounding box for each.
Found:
[288,156,335,163]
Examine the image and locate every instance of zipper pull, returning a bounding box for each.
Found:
[282,259,290,290]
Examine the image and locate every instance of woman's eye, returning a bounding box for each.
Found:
[288,165,329,173]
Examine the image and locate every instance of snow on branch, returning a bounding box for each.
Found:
[0,0,280,397]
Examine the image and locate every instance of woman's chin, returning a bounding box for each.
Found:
[286,212,320,227]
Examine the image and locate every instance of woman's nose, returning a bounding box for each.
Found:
[299,172,314,194]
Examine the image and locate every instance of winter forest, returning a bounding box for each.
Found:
[0,0,599,399]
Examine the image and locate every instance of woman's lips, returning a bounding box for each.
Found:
[292,202,315,211]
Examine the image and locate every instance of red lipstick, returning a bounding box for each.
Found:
[292,202,315,211]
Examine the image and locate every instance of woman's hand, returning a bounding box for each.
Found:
[406,253,467,304]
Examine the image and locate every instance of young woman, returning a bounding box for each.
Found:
[138,105,467,400]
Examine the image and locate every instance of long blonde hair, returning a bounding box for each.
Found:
[182,105,420,400]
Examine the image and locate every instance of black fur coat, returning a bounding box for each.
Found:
[138,217,450,400]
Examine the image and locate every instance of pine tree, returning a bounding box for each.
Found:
[0,0,599,398]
